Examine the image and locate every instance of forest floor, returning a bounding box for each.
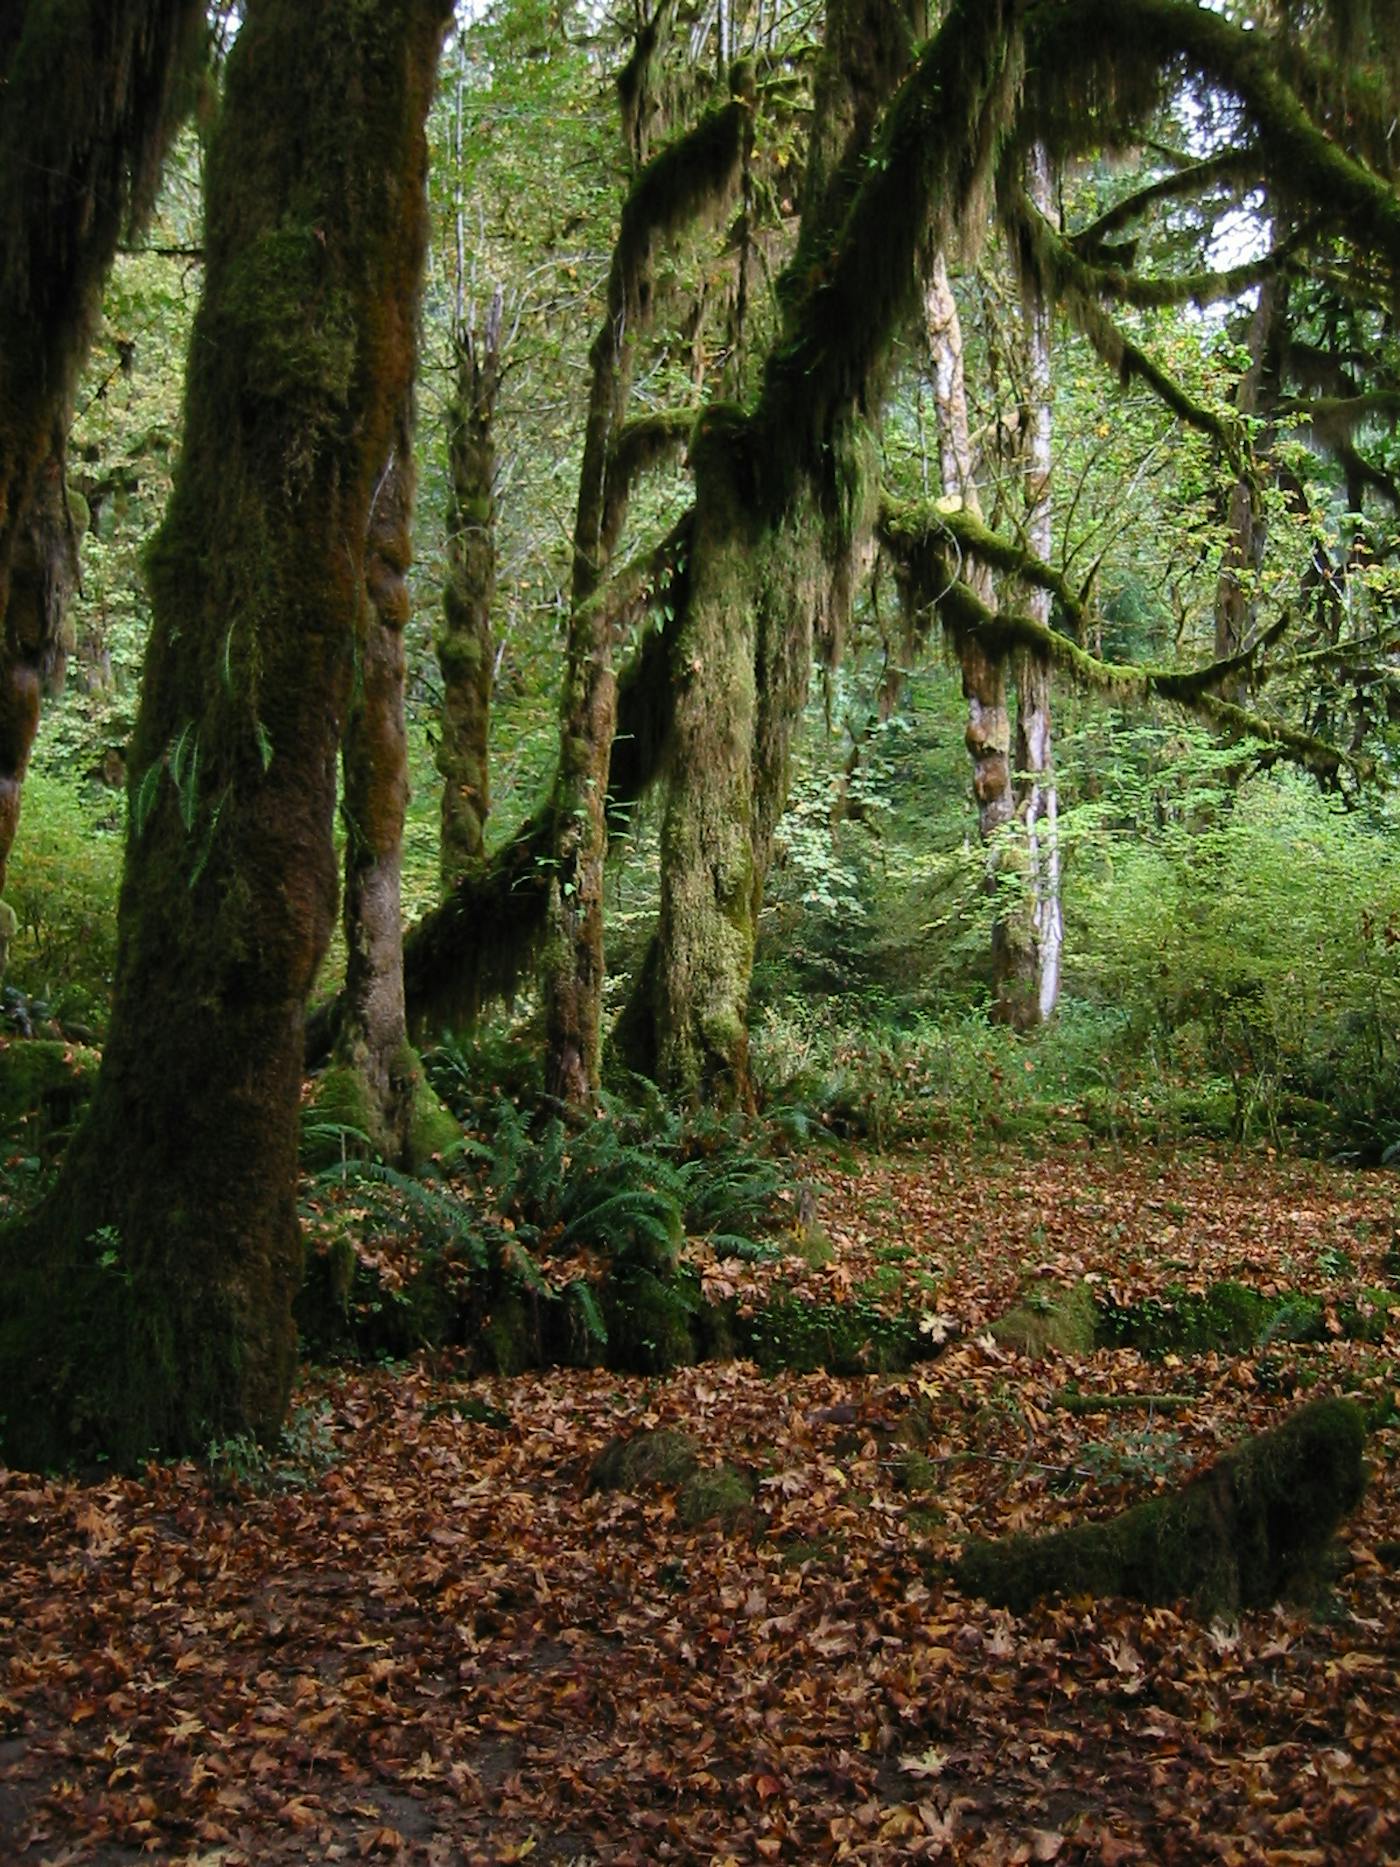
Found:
[3,1142,1399,1866]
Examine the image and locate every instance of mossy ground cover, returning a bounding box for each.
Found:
[4,1140,1399,1862]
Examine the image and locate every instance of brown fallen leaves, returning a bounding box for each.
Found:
[2,1143,1398,1864]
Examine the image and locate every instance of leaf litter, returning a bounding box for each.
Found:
[2,1142,1399,1864]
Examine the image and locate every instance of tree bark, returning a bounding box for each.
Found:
[436,293,502,889]
[0,0,451,1470]
[321,405,455,1169]
[1003,145,1063,1029]
[543,81,749,1106]
[0,1,202,902]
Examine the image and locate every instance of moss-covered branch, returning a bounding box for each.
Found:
[1067,150,1259,252]
[306,521,690,1059]
[1029,0,1400,280]
[1001,187,1252,463]
[1010,183,1306,312]
[953,1396,1366,1617]
[879,498,1366,784]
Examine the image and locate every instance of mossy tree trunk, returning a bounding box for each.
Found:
[436,291,502,890]
[0,1,202,906]
[653,0,1018,1106]
[322,403,455,1170]
[543,72,749,1107]
[0,0,451,1471]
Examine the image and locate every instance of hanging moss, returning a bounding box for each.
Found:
[880,498,1362,786]
[953,1396,1366,1618]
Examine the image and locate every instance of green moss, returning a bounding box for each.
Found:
[304,1064,377,1163]
[953,1396,1366,1618]
[738,1292,924,1375]
[588,1426,700,1492]
[400,1047,463,1168]
[602,1267,697,1373]
[0,1038,99,1146]
[991,1282,1098,1357]
[220,225,356,408]
[677,1463,756,1529]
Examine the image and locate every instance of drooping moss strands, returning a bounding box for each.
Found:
[754,0,1025,509]
[1026,0,1400,282]
[880,498,1364,785]
[0,0,453,1471]
[651,0,1026,1104]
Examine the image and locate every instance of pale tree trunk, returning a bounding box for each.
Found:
[1005,144,1062,1028]
[1215,270,1284,675]
[924,252,1014,924]
[0,0,451,1470]
[437,290,502,888]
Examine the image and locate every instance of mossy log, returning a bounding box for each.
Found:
[953,1396,1366,1617]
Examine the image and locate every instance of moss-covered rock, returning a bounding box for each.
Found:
[405,1070,463,1168]
[601,1267,697,1373]
[588,1427,701,1493]
[953,1396,1367,1618]
[990,1281,1098,1357]
[677,1463,757,1529]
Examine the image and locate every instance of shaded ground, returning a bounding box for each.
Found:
[3,1143,1399,1864]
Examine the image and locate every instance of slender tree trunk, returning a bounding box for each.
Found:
[321,408,456,1167]
[0,1,201,903]
[1215,271,1285,673]
[543,75,749,1106]
[437,293,502,889]
[0,0,451,1470]
[924,248,1017,1010]
[1004,145,1062,1028]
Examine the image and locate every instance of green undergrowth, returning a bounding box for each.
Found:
[297,1063,812,1375]
[296,1049,955,1379]
[992,1276,1397,1361]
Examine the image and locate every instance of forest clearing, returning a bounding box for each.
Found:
[5,0,1400,1862]
[3,1144,1399,1864]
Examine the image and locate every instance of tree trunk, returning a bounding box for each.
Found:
[543,79,749,1106]
[924,252,1017,991]
[436,294,502,889]
[1215,270,1285,673]
[652,0,990,1105]
[0,0,451,1471]
[320,407,457,1169]
[1002,145,1062,1029]
[0,0,201,904]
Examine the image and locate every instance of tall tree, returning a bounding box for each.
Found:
[0,0,203,907]
[542,29,750,1107]
[0,0,453,1470]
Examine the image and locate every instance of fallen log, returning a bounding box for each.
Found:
[953,1396,1366,1617]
